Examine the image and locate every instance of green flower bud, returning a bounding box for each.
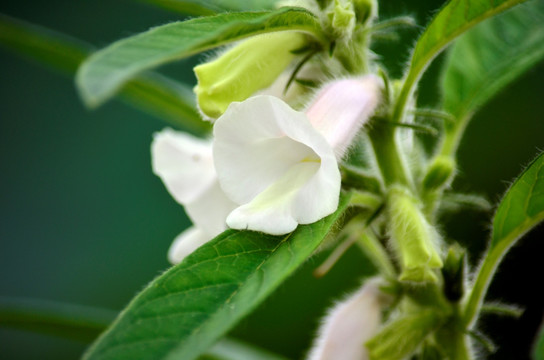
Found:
[326,0,356,39]
[422,155,455,191]
[388,186,443,283]
[441,244,466,302]
[194,32,307,119]
[353,0,378,24]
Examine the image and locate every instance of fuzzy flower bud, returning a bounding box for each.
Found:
[306,75,381,159]
[194,32,307,119]
[388,186,443,282]
[307,279,388,360]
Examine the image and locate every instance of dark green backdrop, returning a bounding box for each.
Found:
[0,1,543,359]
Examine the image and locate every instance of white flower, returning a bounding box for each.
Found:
[307,279,386,360]
[151,129,236,264]
[213,76,381,235]
[213,95,341,235]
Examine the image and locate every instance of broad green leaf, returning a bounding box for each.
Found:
[202,338,289,360]
[76,8,326,107]
[442,0,544,120]
[0,14,209,134]
[83,193,350,360]
[140,0,279,16]
[393,0,529,122]
[534,318,544,360]
[0,297,115,342]
[464,152,544,326]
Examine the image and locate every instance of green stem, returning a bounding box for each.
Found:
[357,230,397,278]
[439,113,473,159]
[435,307,474,360]
[368,120,413,188]
[462,241,510,328]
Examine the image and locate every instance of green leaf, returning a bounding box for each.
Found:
[439,0,544,157]
[83,193,350,360]
[76,8,326,108]
[0,297,115,342]
[202,338,289,360]
[463,152,544,326]
[0,14,209,134]
[139,0,279,16]
[393,0,529,123]
[534,318,544,360]
[442,0,544,120]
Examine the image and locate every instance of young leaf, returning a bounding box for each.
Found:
[83,194,350,360]
[0,14,209,134]
[0,297,115,342]
[139,0,279,16]
[464,152,544,327]
[76,8,326,108]
[393,0,529,122]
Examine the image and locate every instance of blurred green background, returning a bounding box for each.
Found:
[0,0,543,359]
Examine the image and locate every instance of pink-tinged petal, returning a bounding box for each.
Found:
[308,279,386,360]
[168,226,210,264]
[305,75,382,159]
[151,129,215,204]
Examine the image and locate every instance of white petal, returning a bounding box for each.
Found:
[305,76,381,159]
[226,161,319,235]
[308,280,385,360]
[151,128,216,204]
[213,96,340,235]
[168,226,210,264]
[185,180,237,237]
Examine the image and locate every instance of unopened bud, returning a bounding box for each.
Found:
[388,186,443,283]
[307,279,388,360]
[441,244,466,302]
[353,0,378,24]
[194,32,307,119]
[422,156,455,191]
[326,0,356,39]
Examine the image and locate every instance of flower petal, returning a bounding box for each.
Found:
[167,226,210,264]
[308,279,386,360]
[151,129,216,204]
[226,161,319,235]
[185,180,237,237]
[214,95,340,235]
[305,76,381,158]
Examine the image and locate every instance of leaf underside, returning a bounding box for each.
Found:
[395,0,529,121]
[442,0,544,120]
